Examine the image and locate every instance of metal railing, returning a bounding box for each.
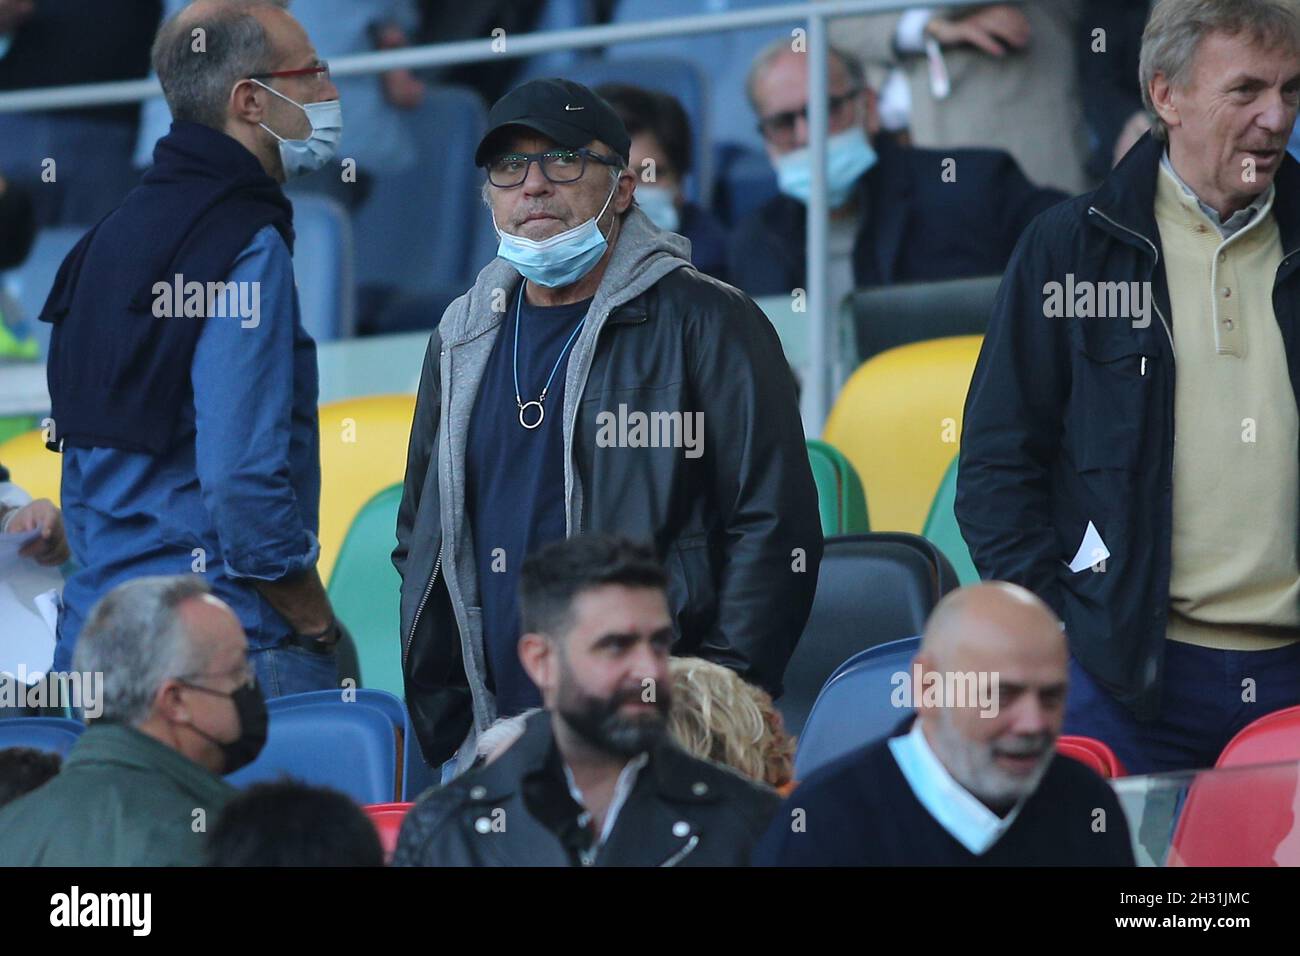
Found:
[0,0,988,431]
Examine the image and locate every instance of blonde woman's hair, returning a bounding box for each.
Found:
[667,657,794,789]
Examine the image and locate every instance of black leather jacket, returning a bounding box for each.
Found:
[393,232,823,767]
[391,711,782,867]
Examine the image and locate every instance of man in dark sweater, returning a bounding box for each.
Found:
[756,583,1136,866]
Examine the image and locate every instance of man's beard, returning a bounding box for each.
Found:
[556,668,671,758]
[929,707,1054,811]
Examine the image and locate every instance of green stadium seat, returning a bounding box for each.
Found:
[921,456,981,585]
[807,439,869,535]
[327,484,405,699]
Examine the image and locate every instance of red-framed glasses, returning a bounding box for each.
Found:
[249,61,331,82]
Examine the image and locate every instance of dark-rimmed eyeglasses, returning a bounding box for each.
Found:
[485,148,622,188]
[249,61,331,83]
[757,88,862,146]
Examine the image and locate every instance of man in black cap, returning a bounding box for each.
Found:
[393,78,823,777]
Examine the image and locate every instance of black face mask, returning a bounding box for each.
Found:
[181,678,269,774]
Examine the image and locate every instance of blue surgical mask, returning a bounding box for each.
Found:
[774,126,877,208]
[636,185,680,232]
[494,177,618,288]
[253,79,343,179]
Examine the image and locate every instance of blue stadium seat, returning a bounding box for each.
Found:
[291,194,355,342]
[0,226,87,359]
[608,0,800,156]
[517,55,712,205]
[263,689,438,801]
[793,636,920,780]
[0,716,85,756]
[351,85,490,303]
[226,699,399,805]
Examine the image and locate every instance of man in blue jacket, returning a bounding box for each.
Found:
[726,39,1065,306]
[41,0,346,696]
[958,0,1300,773]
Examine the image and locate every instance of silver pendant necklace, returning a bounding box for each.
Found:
[513,282,589,430]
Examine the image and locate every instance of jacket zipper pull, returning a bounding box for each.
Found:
[1141,356,1147,376]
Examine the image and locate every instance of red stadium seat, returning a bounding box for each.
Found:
[1166,709,1300,866]
[1216,705,1300,768]
[1056,735,1126,778]
[365,802,414,864]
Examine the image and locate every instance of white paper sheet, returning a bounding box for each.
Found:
[1067,521,1112,573]
[0,529,62,681]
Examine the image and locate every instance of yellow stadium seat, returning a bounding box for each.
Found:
[0,426,61,506]
[823,335,983,534]
[317,394,416,584]
[0,398,417,585]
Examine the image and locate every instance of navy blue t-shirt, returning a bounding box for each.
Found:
[466,289,593,717]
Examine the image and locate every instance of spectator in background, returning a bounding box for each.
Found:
[596,83,731,283]
[0,0,163,227]
[0,748,60,808]
[729,40,1063,307]
[958,0,1300,774]
[0,485,69,567]
[0,173,34,268]
[836,2,1089,195]
[0,465,68,718]
[668,656,795,794]
[1079,0,1154,181]
[135,0,424,211]
[393,536,782,867]
[43,0,348,695]
[395,78,821,773]
[0,577,256,866]
[755,583,1135,866]
[414,1,548,104]
[206,780,385,866]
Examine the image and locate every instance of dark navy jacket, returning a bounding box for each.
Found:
[725,135,1066,296]
[957,132,1300,719]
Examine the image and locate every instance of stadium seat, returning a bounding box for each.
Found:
[793,635,920,779]
[1168,762,1300,866]
[823,335,983,534]
[0,427,60,506]
[267,689,438,801]
[327,484,406,700]
[316,394,416,584]
[352,86,490,305]
[364,801,414,864]
[848,274,1001,366]
[1056,735,1125,779]
[226,699,399,805]
[779,534,954,737]
[711,142,777,228]
[1216,705,1300,768]
[921,456,980,586]
[291,194,355,343]
[0,225,86,359]
[0,716,85,756]
[806,439,869,536]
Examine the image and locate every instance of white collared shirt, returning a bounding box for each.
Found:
[563,752,649,852]
[888,719,1027,855]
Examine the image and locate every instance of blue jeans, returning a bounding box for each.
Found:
[251,644,339,699]
[1064,639,1300,774]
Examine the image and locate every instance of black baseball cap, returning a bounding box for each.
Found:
[474,78,632,168]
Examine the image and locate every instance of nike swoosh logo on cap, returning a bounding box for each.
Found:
[564,104,585,111]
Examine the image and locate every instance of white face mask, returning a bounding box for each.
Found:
[252,79,343,179]
[635,185,680,232]
[492,176,619,288]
